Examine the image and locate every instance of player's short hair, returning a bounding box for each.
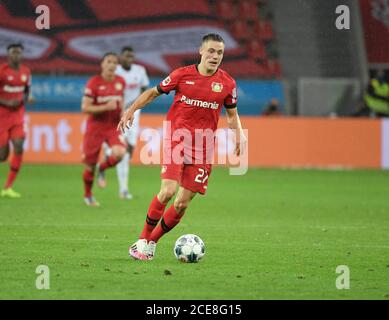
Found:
[101,52,118,62]
[121,46,134,53]
[201,33,225,45]
[7,43,24,51]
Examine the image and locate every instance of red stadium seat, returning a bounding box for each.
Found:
[231,20,251,41]
[215,0,236,21]
[238,1,259,22]
[247,40,267,60]
[253,20,274,41]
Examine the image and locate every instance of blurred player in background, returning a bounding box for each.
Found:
[0,43,32,198]
[101,46,149,200]
[118,34,246,260]
[81,52,127,206]
[363,69,389,117]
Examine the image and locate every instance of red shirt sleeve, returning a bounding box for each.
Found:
[224,79,237,108]
[157,68,183,94]
[84,77,97,99]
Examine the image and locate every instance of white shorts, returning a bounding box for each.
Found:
[122,109,140,147]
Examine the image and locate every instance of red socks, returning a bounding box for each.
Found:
[4,153,23,189]
[99,155,119,171]
[140,196,167,240]
[83,155,120,198]
[83,169,94,197]
[150,205,184,243]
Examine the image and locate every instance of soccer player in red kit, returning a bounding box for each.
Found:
[118,34,246,260]
[82,52,127,206]
[0,43,32,198]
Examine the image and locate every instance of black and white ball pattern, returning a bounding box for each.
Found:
[174,234,205,263]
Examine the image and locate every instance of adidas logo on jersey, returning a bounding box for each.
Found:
[180,95,219,110]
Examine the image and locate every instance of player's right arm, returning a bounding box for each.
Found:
[118,68,182,131]
[117,86,161,131]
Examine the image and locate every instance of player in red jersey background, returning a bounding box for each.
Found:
[0,43,33,199]
[81,52,127,206]
[118,34,247,260]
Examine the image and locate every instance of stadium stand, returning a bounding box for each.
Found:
[238,1,259,22]
[215,0,236,21]
[253,21,274,42]
[247,39,267,61]
[0,0,281,78]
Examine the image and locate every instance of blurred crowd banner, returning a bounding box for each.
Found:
[360,0,389,65]
[0,0,271,78]
[29,76,285,115]
[22,113,389,169]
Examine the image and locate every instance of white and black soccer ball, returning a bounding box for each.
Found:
[174,234,205,263]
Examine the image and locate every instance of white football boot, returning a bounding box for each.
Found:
[84,196,100,207]
[129,239,148,260]
[144,241,157,260]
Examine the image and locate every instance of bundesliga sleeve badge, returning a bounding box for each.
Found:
[162,76,171,86]
[211,82,223,93]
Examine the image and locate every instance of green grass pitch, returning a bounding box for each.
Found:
[0,164,389,299]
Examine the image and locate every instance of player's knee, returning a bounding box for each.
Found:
[12,140,24,155]
[14,145,24,155]
[112,147,126,160]
[158,189,176,203]
[174,199,189,214]
[85,164,95,172]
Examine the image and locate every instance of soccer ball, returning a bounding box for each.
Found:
[174,234,205,263]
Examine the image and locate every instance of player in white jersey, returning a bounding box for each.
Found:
[100,47,149,199]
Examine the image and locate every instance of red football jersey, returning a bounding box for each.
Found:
[158,64,237,163]
[83,75,126,130]
[0,63,31,122]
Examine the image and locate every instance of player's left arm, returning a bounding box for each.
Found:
[23,85,34,105]
[118,87,161,132]
[224,80,246,156]
[23,73,34,105]
[225,107,246,156]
